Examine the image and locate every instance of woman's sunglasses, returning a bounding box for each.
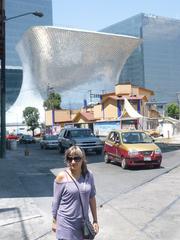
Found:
[67,156,82,162]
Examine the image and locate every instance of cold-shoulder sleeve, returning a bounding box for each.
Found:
[52,180,65,219]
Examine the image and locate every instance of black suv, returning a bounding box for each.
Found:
[58,128,103,154]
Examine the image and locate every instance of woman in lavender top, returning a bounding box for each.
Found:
[52,145,99,240]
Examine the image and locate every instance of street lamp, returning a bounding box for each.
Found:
[5,11,43,21]
[0,2,43,158]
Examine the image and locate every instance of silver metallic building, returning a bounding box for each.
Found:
[8,26,140,122]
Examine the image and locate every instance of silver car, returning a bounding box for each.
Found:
[40,135,59,149]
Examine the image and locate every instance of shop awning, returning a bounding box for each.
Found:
[123,97,144,118]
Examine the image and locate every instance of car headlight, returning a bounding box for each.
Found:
[155,148,161,154]
[128,149,139,156]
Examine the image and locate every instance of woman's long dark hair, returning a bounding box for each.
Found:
[65,145,88,177]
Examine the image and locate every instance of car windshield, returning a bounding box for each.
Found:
[45,135,58,140]
[121,132,153,144]
[70,129,93,138]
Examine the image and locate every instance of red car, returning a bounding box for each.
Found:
[6,134,19,140]
[104,130,162,169]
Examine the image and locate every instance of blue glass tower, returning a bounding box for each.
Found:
[5,0,53,108]
[101,13,180,104]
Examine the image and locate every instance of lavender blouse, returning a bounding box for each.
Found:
[52,170,96,240]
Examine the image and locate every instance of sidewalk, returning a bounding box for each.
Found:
[0,150,54,240]
[96,164,180,240]
[1,148,180,240]
[155,134,180,146]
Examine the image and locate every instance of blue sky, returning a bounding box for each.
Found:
[52,0,180,30]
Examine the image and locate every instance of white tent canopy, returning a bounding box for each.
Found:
[123,97,144,118]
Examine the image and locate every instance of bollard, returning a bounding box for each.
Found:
[24,144,30,156]
[6,140,10,150]
[10,140,17,150]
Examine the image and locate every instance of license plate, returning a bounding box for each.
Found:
[144,157,151,161]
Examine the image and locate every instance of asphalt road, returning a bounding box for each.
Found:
[16,142,180,218]
[2,142,180,239]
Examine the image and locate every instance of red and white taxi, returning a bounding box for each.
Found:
[104,130,162,169]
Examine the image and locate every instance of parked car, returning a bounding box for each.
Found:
[145,129,162,138]
[104,130,162,169]
[40,135,59,149]
[6,134,19,140]
[16,133,24,140]
[19,134,36,144]
[58,128,103,154]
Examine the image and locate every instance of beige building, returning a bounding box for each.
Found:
[45,84,160,131]
[45,109,79,127]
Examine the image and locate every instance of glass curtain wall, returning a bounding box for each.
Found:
[101,14,144,88]
[5,0,53,108]
[101,13,180,103]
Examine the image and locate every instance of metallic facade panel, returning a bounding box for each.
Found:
[16,26,140,99]
[8,26,140,122]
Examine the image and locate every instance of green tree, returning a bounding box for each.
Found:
[23,107,40,136]
[43,92,61,110]
[165,103,179,119]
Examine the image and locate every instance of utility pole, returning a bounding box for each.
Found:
[176,92,180,120]
[88,90,92,103]
[47,83,54,97]
[88,90,102,103]
[0,6,43,158]
[47,83,55,133]
[0,0,6,158]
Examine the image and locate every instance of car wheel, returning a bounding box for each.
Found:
[121,158,127,169]
[104,152,110,163]
[58,144,64,154]
[40,145,43,149]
